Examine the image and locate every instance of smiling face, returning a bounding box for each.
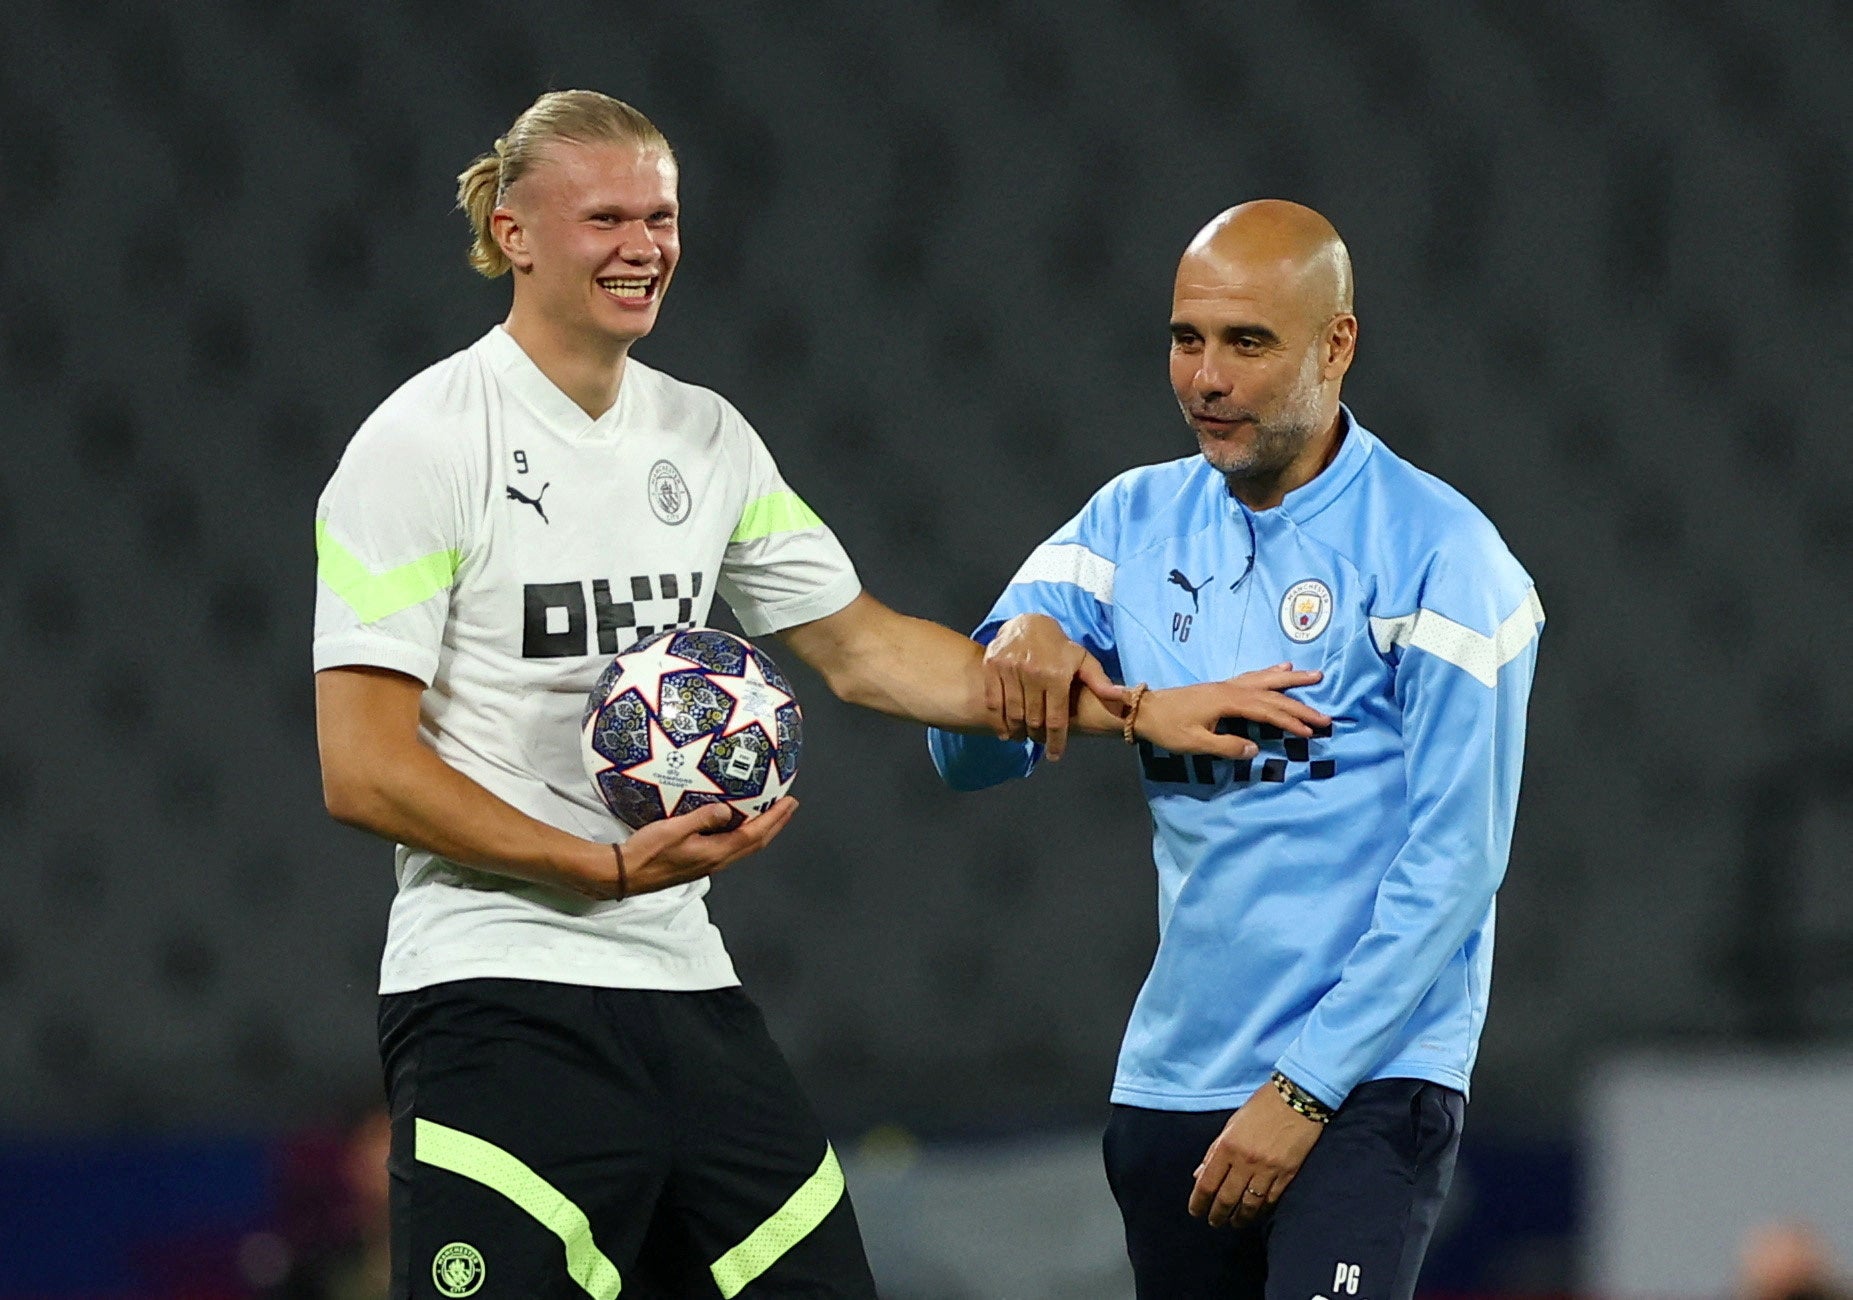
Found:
[1170,279,1329,479]
[494,140,680,352]
[1167,203,1356,488]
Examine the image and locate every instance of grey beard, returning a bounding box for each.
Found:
[1197,414,1317,491]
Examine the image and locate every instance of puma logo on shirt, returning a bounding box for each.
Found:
[1167,568,1213,611]
[507,482,550,524]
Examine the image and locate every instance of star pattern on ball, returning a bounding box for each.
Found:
[709,653,796,739]
[598,637,703,714]
[617,716,725,820]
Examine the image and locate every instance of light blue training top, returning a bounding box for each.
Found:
[928,409,1542,1111]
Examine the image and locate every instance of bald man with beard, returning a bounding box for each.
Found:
[928,202,1544,1299]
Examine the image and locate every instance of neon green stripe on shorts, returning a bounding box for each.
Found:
[709,1143,847,1298]
[415,1118,624,1299]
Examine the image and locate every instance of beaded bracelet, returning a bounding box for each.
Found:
[1270,1070,1335,1124]
[1120,684,1150,745]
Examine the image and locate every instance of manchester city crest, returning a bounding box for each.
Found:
[432,1242,485,1297]
[648,459,692,525]
[1280,579,1333,643]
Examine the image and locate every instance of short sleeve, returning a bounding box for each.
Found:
[715,410,861,636]
[312,414,475,686]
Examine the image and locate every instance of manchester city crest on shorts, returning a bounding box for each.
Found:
[432,1242,485,1296]
[1280,579,1333,643]
[648,459,692,525]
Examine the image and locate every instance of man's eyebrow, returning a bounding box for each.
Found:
[1168,320,1283,345]
[1219,322,1281,345]
[578,202,679,218]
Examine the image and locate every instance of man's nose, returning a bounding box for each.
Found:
[617,223,658,262]
[1192,355,1232,401]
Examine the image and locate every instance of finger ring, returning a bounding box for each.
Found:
[1242,1186,1264,1199]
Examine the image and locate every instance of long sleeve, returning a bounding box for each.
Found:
[925,475,1130,794]
[1273,549,1544,1108]
[927,727,1040,792]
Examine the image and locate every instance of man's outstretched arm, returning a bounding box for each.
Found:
[315,666,797,901]
[775,592,1124,759]
[783,597,1329,769]
[930,612,1331,791]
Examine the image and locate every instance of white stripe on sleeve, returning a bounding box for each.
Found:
[1369,587,1544,687]
[1007,543,1116,605]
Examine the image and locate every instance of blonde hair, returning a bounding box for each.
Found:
[456,90,675,278]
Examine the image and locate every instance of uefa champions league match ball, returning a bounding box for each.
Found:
[581,628,802,830]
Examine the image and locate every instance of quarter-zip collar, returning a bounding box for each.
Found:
[1275,405,1374,525]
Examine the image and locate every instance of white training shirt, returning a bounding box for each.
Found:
[313,326,861,994]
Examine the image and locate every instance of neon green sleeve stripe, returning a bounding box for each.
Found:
[729,491,825,544]
[709,1144,846,1299]
[415,1119,623,1299]
[315,519,461,624]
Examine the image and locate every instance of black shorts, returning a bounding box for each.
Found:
[378,978,876,1299]
[1103,1079,1463,1300]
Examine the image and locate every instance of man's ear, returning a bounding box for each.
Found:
[492,208,531,272]
[1324,314,1358,378]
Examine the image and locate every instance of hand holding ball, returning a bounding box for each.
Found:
[582,628,802,830]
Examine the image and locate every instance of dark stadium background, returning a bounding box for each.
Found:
[3,1,1850,1296]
